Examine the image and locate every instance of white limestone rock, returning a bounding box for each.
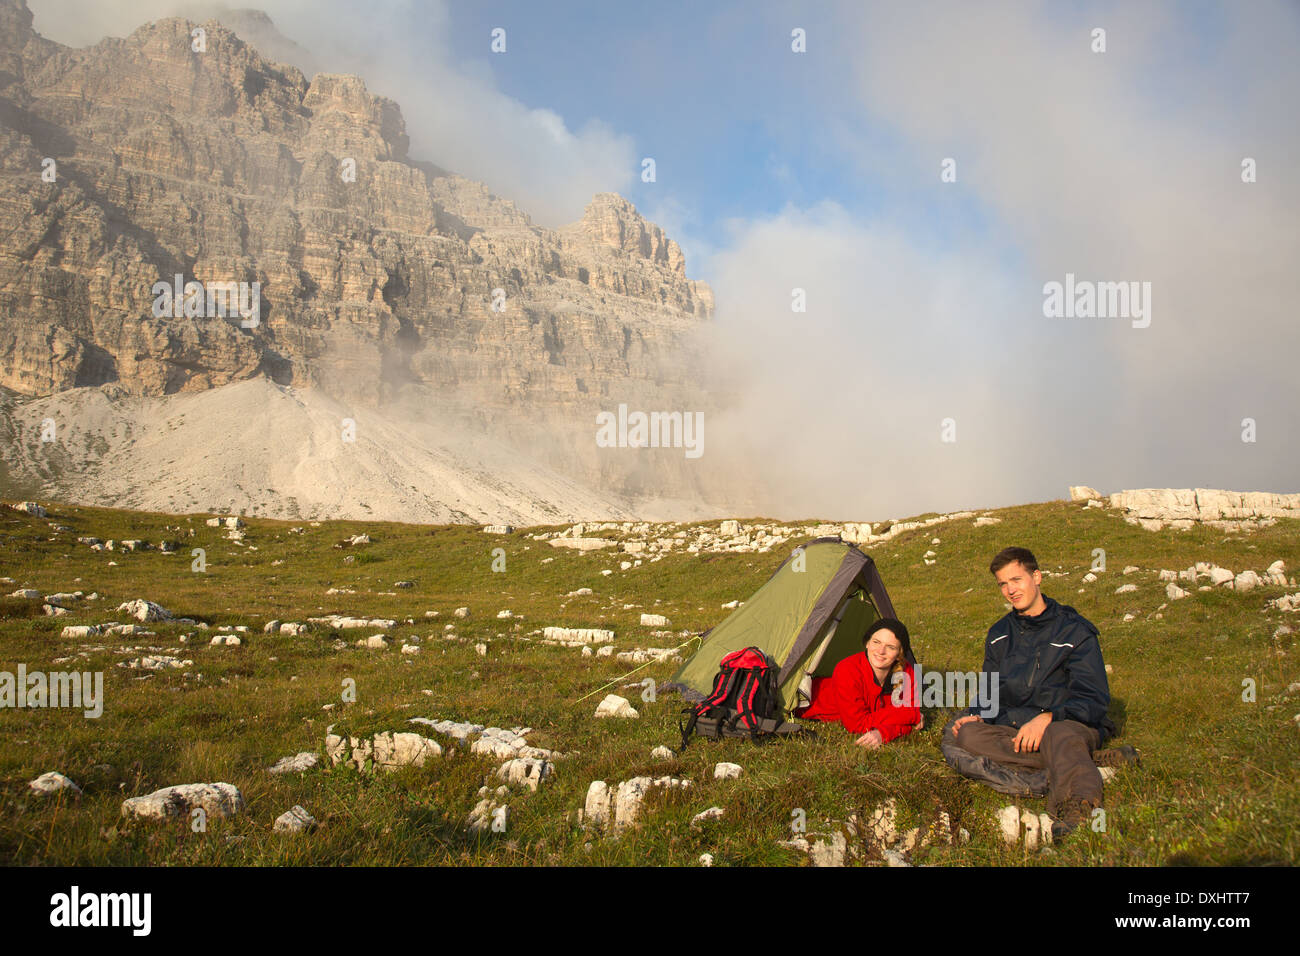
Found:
[1166,583,1188,600]
[1021,809,1041,850]
[60,624,101,639]
[268,752,319,775]
[1271,593,1300,612]
[692,806,725,828]
[1208,567,1235,586]
[273,805,317,833]
[594,694,639,719]
[809,832,847,867]
[541,626,613,645]
[583,780,611,826]
[998,805,1021,845]
[640,613,670,627]
[116,599,173,622]
[121,783,244,822]
[467,798,507,834]
[117,655,191,670]
[372,732,442,770]
[1234,570,1261,593]
[612,777,651,832]
[309,614,395,630]
[869,798,899,846]
[497,757,552,791]
[548,537,616,551]
[713,762,743,780]
[1114,584,1138,594]
[29,771,81,797]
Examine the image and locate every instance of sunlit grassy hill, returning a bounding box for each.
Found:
[1,498,1296,865]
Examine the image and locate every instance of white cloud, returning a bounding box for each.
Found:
[698,0,1300,519]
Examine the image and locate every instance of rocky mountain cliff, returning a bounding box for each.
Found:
[0,0,738,516]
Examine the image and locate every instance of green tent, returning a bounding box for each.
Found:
[666,538,898,716]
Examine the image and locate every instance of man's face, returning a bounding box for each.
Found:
[995,561,1042,612]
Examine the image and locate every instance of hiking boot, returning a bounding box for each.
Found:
[1093,745,1141,768]
[1049,798,1099,841]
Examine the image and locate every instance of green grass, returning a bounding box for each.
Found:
[0,499,1297,865]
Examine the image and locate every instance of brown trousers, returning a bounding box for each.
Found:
[956,718,1103,817]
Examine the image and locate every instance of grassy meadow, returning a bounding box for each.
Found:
[0,498,1296,866]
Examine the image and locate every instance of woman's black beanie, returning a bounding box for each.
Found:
[864,617,917,665]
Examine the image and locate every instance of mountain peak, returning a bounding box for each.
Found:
[571,192,687,276]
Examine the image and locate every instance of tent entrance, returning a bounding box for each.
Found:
[791,587,879,709]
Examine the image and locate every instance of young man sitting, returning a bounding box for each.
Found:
[949,547,1136,838]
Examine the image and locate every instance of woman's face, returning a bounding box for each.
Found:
[865,630,902,671]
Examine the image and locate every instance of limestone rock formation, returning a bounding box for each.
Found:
[1109,488,1300,531]
[0,0,734,517]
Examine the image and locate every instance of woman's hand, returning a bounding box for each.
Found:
[855,730,884,750]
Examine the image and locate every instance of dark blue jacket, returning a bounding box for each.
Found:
[967,596,1115,738]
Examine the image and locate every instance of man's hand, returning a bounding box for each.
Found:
[855,730,884,750]
[951,714,981,736]
[1012,712,1052,752]
[913,712,925,731]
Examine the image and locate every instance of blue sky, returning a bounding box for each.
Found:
[442,0,976,264]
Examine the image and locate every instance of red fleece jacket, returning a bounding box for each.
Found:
[798,654,920,743]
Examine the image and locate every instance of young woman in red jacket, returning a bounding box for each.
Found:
[796,618,924,749]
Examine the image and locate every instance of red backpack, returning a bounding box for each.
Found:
[678,646,814,750]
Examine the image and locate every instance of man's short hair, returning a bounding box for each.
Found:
[990,546,1038,576]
